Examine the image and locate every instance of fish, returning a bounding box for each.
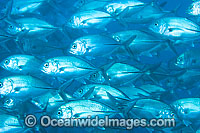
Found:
[4,18,59,38]
[66,10,113,30]
[110,30,167,57]
[0,75,53,100]
[104,0,145,17]
[175,48,200,69]
[41,56,97,79]
[52,99,118,118]
[73,84,130,102]
[171,98,200,124]
[31,90,74,113]
[116,1,169,24]
[187,0,200,16]
[69,34,126,57]
[149,17,200,40]
[128,99,177,120]
[0,54,43,74]
[88,62,144,86]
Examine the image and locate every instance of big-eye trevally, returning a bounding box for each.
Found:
[73,84,130,103]
[0,75,53,100]
[4,18,59,38]
[41,56,97,79]
[104,0,145,16]
[52,100,118,118]
[149,17,200,40]
[110,30,167,57]
[172,98,200,124]
[0,54,43,74]
[175,48,200,69]
[67,10,113,30]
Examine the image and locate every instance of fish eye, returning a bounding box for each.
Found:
[92,73,97,78]
[0,82,3,88]
[4,59,9,65]
[44,63,49,68]
[9,25,14,29]
[72,44,77,49]
[57,110,62,115]
[155,23,158,26]
[79,89,83,94]
[80,0,84,4]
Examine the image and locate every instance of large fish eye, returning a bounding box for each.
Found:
[44,62,49,68]
[79,89,83,94]
[57,110,62,115]
[0,82,3,88]
[72,44,77,49]
[9,25,14,29]
[155,23,158,26]
[4,59,9,65]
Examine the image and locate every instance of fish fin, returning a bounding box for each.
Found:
[83,86,95,99]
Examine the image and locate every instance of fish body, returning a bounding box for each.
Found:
[67,10,112,29]
[41,56,96,79]
[149,17,200,40]
[52,100,116,118]
[69,34,120,56]
[104,0,145,16]
[0,75,52,100]
[172,98,200,121]
[187,0,200,16]
[5,18,57,38]
[0,54,43,74]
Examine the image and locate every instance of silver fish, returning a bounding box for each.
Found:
[175,48,200,69]
[110,30,167,57]
[5,18,58,38]
[0,75,52,100]
[67,10,112,29]
[73,84,129,101]
[41,56,97,79]
[69,34,121,57]
[149,17,200,40]
[171,98,200,122]
[52,100,117,118]
[104,0,144,16]
[0,54,43,74]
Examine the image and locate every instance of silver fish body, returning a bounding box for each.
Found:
[0,75,52,100]
[0,54,43,74]
[41,56,97,79]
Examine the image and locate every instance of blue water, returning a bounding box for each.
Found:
[0,0,199,132]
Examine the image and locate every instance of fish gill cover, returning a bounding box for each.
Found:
[0,0,199,132]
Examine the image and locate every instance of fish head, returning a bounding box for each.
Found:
[53,105,73,119]
[187,1,200,16]
[149,19,166,35]
[69,39,87,55]
[172,99,200,120]
[0,78,13,96]
[41,59,59,75]
[67,15,81,29]
[175,54,186,68]
[87,71,105,83]
[5,22,22,35]
[73,86,89,98]
[1,97,16,109]
[1,56,19,71]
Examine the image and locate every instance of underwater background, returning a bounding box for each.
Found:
[0,0,200,132]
